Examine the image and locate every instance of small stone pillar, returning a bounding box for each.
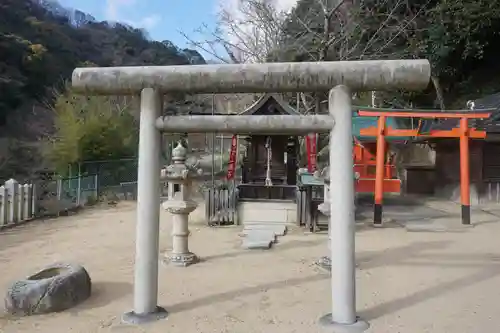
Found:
[161,142,203,267]
[314,167,332,270]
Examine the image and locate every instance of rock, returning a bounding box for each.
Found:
[37,197,75,217]
[5,263,92,315]
[316,256,332,271]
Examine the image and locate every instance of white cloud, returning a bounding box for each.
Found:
[105,0,136,21]
[217,0,298,62]
[271,0,298,13]
[105,0,160,30]
[138,14,161,30]
[219,0,298,17]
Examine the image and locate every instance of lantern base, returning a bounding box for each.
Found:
[162,252,199,267]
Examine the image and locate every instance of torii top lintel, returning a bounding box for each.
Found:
[357,108,493,119]
[357,107,494,139]
[71,59,430,95]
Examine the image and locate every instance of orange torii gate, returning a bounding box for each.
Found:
[358,108,493,226]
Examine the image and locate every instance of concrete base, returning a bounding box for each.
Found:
[358,218,401,229]
[238,200,296,226]
[122,306,168,324]
[163,252,199,267]
[435,184,480,206]
[404,220,474,233]
[318,314,369,333]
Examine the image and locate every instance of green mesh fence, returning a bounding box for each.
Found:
[60,175,98,204]
[71,158,138,195]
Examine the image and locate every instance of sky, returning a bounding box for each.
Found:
[57,0,298,60]
[58,0,220,49]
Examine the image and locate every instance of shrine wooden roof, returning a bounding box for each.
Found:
[180,93,299,116]
[238,93,300,115]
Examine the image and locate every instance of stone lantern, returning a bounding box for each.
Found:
[161,141,203,267]
[314,166,360,271]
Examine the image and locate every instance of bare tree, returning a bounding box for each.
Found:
[179,0,440,165]
[182,0,441,112]
[181,0,287,64]
[283,0,439,111]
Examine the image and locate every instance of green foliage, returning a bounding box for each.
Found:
[0,0,205,133]
[0,0,206,179]
[46,86,138,173]
[84,194,99,206]
[0,138,41,181]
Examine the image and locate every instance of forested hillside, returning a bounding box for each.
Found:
[3,0,500,179]
[0,0,204,135]
[0,0,205,179]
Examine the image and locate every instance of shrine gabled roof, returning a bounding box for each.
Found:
[432,93,500,133]
[238,93,300,115]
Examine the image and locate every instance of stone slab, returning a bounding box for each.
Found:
[241,229,277,249]
[241,238,273,250]
[248,229,278,242]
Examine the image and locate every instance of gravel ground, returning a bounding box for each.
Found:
[1,200,500,333]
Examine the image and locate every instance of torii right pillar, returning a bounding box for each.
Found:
[373,116,386,226]
[460,117,471,225]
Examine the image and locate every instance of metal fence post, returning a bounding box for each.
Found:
[77,163,82,206]
[56,178,62,201]
[56,178,62,217]
[94,174,99,198]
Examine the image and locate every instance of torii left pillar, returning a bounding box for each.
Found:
[122,88,168,324]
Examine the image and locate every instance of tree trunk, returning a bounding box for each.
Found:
[431,76,445,110]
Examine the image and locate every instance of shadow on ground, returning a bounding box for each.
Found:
[360,261,500,320]
[356,194,453,225]
[167,238,500,321]
[200,238,326,262]
[71,281,132,312]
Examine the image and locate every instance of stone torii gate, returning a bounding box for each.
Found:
[71,60,431,331]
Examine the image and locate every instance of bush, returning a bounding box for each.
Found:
[44,85,139,174]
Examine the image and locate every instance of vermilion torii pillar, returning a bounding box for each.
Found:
[358,109,492,227]
[72,59,431,331]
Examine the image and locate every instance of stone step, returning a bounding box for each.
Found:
[243,220,291,226]
[241,237,273,250]
[241,229,277,250]
[246,229,278,243]
[242,224,287,236]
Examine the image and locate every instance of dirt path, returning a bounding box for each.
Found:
[1,201,500,333]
